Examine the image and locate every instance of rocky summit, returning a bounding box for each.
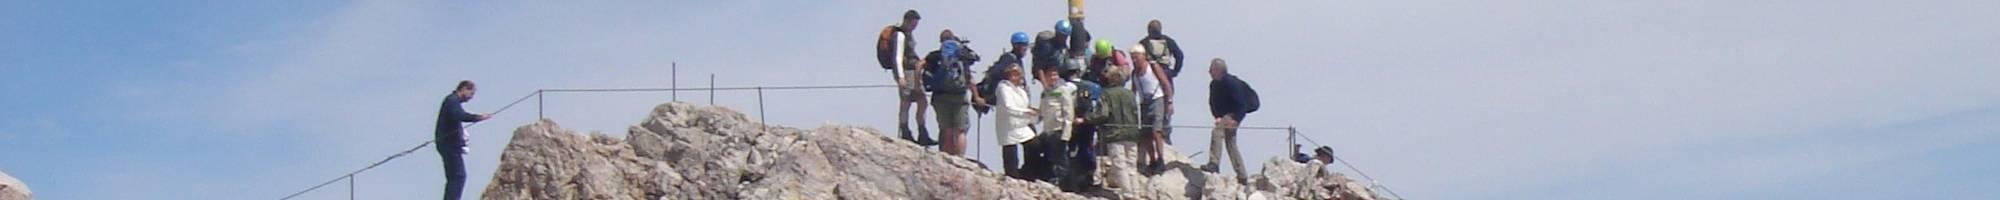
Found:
[0,170,29,200]
[482,102,1378,200]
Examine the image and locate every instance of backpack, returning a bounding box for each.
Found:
[876,25,916,70]
[925,40,974,93]
[1240,79,1261,113]
[974,52,1023,114]
[1032,35,1065,72]
[880,25,904,70]
[1072,81,1104,116]
[1142,38,1179,77]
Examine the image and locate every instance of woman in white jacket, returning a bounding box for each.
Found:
[995,66,1038,178]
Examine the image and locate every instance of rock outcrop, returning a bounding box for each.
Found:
[483,102,1378,200]
[0,170,29,200]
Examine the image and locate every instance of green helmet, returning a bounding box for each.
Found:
[1093,39,1114,58]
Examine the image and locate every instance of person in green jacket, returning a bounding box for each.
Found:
[1077,54,1141,190]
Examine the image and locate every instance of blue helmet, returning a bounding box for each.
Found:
[1010,32,1031,44]
[1055,20,1072,35]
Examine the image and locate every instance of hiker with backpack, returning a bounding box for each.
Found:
[1030,68,1078,183]
[436,80,491,200]
[925,29,981,157]
[974,32,1033,115]
[1203,58,1260,184]
[1129,45,1174,175]
[992,66,1037,179]
[1077,53,1140,191]
[1140,19,1187,78]
[1084,39,1119,85]
[876,10,937,147]
[1061,60,1105,192]
[1138,19,1185,146]
[1031,30,1062,81]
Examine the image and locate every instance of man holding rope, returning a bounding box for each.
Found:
[435,80,491,200]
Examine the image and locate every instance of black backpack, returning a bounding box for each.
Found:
[973,52,1022,114]
[1240,79,1261,113]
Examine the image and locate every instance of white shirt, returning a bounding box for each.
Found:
[995,82,1037,146]
[1132,64,1163,100]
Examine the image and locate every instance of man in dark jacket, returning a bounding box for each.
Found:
[436,80,490,200]
[1203,59,1253,184]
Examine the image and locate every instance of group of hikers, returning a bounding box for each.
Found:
[421,4,1349,200]
[874,4,1286,192]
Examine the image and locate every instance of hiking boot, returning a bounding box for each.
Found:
[1199,163,1219,173]
[915,126,939,146]
[1146,160,1167,176]
[899,124,916,143]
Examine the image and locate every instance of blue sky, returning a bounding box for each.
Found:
[4,0,1998,199]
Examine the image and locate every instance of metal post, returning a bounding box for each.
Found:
[537,90,544,119]
[1288,126,1297,155]
[672,62,678,101]
[347,174,354,200]
[708,74,715,104]
[757,87,767,132]
[976,115,982,161]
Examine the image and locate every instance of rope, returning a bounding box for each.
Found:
[1099,123,1294,131]
[1286,128,1405,200]
[539,84,895,93]
[278,91,540,200]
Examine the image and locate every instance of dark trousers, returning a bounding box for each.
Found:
[1021,133,1069,181]
[1002,144,1022,178]
[439,147,467,200]
[1064,126,1098,190]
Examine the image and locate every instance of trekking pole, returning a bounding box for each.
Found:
[976,115,984,162]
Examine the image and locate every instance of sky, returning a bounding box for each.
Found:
[2,0,1997,199]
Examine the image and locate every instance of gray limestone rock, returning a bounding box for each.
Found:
[483,102,1377,200]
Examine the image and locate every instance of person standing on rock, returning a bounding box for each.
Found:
[1078,53,1140,191]
[877,9,939,147]
[993,66,1037,178]
[1129,45,1174,175]
[436,80,491,200]
[1031,68,1077,182]
[1203,59,1259,184]
[926,30,981,157]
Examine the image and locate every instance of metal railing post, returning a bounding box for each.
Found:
[537,90,544,119]
[708,74,715,104]
[672,62,678,101]
[1288,126,1298,156]
[347,174,354,200]
[757,87,767,133]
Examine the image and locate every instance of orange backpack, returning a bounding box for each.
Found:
[876,25,901,70]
